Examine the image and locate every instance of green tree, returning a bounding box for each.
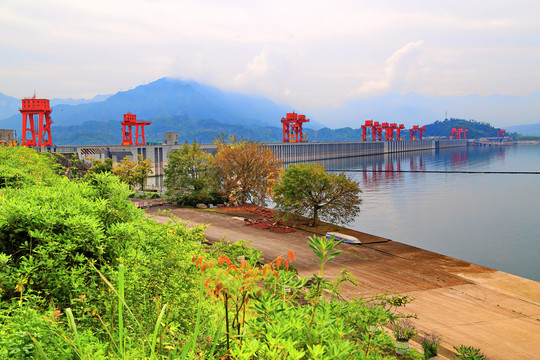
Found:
[112,154,153,190]
[133,155,153,191]
[273,163,362,226]
[164,141,216,205]
[88,157,113,174]
[213,136,282,205]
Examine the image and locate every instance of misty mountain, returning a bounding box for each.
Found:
[0,92,20,121]
[50,94,111,106]
[0,78,323,133]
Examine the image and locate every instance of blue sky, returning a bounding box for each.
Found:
[1,0,539,126]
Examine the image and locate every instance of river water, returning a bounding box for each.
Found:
[319,144,540,282]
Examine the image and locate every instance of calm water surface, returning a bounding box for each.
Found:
[320,144,540,282]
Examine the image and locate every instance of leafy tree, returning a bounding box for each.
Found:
[133,155,153,190]
[164,141,217,205]
[273,163,362,226]
[88,157,113,174]
[112,154,153,190]
[213,136,282,205]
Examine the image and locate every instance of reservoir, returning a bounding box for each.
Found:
[320,144,540,282]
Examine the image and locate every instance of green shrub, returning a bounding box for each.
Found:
[0,305,76,359]
[0,155,212,356]
[0,147,58,188]
[454,345,485,359]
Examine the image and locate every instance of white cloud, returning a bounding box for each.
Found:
[235,52,270,84]
[352,41,425,98]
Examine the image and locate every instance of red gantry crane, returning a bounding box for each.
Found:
[384,123,405,141]
[451,127,468,139]
[281,112,309,142]
[457,128,468,139]
[362,120,406,142]
[121,113,151,146]
[362,120,377,141]
[497,129,506,138]
[409,125,426,140]
[20,95,53,147]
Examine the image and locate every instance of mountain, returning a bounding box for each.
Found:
[0,78,326,134]
[0,92,20,121]
[50,94,111,106]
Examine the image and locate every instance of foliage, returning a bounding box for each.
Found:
[421,333,440,359]
[0,306,78,359]
[273,162,362,226]
[0,147,58,188]
[393,319,417,341]
[0,173,141,307]
[205,239,262,267]
[48,152,91,179]
[453,345,486,359]
[112,154,153,190]
[0,149,214,358]
[193,235,415,359]
[164,141,222,206]
[88,157,114,174]
[213,136,282,205]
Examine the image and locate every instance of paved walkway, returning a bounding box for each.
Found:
[147,206,540,360]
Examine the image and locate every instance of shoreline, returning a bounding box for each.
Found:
[146,205,540,360]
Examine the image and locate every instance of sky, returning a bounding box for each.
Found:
[2,0,540,126]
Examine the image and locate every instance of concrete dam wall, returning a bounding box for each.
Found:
[54,139,467,190]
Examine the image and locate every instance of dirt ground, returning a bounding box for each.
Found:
[146,205,540,360]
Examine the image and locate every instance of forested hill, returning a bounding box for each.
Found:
[424,118,506,138]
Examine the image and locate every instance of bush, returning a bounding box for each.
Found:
[0,157,212,356]
[0,147,58,188]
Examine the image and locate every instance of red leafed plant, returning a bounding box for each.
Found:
[192,250,296,356]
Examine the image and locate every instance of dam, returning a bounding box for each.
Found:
[52,139,467,190]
